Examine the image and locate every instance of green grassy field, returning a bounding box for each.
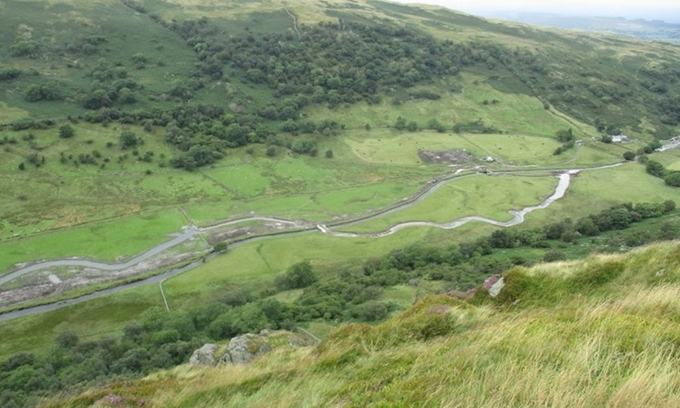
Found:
[652,148,680,169]
[342,129,623,168]
[525,163,680,228]
[0,220,495,358]
[0,127,657,356]
[305,74,597,138]
[0,209,185,273]
[343,130,560,166]
[0,284,164,359]
[344,174,558,233]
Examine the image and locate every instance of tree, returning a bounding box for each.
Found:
[58,124,74,139]
[645,160,666,178]
[0,68,21,81]
[119,87,136,104]
[576,217,599,236]
[266,146,276,157]
[660,222,679,240]
[488,230,514,248]
[10,40,38,57]
[55,331,79,348]
[662,200,676,213]
[18,162,25,171]
[132,53,148,69]
[119,131,139,149]
[560,230,578,243]
[601,207,633,230]
[601,135,613,144]
[544,220,571,240]
[634,203,663,219]
[325,149,333,158]
[644,140,662,154]
[275,261,316,290]
[83,89,111,109]
[665,172,680,187]
[351,302,390,321]
[427,118,447,133]
[291,140,317,155]
[556,128,574,143]
[623,151,635,161]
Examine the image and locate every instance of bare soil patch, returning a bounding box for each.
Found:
[418,149,477,166]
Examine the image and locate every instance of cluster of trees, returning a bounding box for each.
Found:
[24,83,64,102]
[171,19,492,106]
[368,200,675,269]
[641,140,662,154]
[394,117,420,132]
[452,119,502,134]
[645,159,680,187]
[539,200,676,242]
[658,96,680,126]
[622,140,662,161]
[62,35,107,57]
[554,128,575,155]
[393,116,474,134]
[0,68,21,81]
[9,40,39,57]
[81,59,142,109]
[593,118,623,136]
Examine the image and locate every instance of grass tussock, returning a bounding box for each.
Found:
[47,242,680,408]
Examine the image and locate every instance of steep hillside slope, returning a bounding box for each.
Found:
[48,241,680,407]
[2,0,680,137]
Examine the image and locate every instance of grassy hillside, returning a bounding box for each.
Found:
[46,241,680,407]
[1,0,677,246]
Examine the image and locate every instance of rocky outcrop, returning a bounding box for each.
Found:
[189,343,218,366]
[481,274,506,298]
[488,277,505,298]
[189,330,314,368]
[220,332,272,365]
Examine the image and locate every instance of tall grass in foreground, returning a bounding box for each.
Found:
[48,242,680,408]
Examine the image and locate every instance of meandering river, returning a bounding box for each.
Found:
[0,164,622,322]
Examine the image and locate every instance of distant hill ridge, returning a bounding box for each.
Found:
[504,12,680,43]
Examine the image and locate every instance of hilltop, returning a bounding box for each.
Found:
[45,241,680,407]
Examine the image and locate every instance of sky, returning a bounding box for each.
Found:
[391,0,680,22]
